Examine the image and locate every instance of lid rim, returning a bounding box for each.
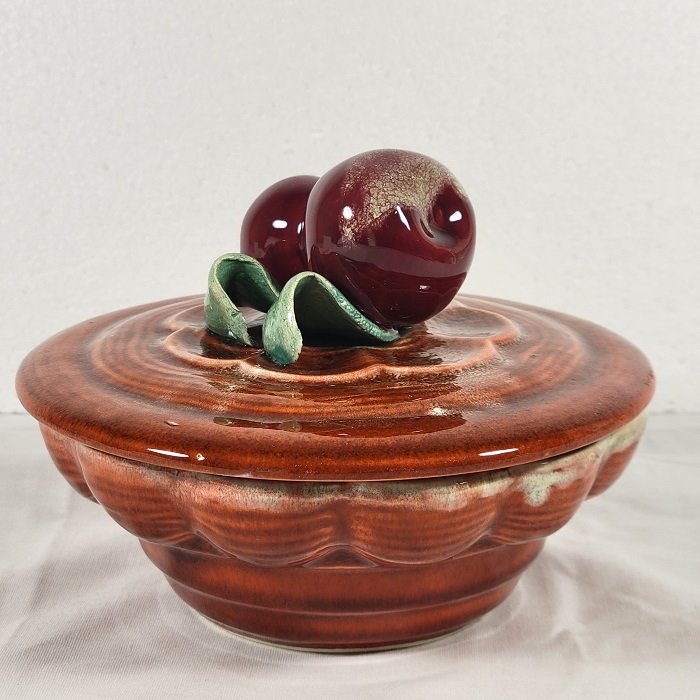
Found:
[15,294,655,481]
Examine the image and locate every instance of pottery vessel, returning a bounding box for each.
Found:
[16,294,654,650]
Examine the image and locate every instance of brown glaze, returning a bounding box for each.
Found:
[37,416,643,650]
[150,543,536,650]
[16,295,654,481]
[16,294,654,649]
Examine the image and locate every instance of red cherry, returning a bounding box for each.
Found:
[305,150,475,327]
[240,175,318,286]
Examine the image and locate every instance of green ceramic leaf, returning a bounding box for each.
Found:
[204,253,281,346]
[262,271,399,366]
[205,254,400,363]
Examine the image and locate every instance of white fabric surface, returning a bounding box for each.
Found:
[1,414,699,699]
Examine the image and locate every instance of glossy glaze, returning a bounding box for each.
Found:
[306,150,476,327]
[16,295,654,481]
[240,175,317,286]
[16,294,654,649]
[38,415,644,650]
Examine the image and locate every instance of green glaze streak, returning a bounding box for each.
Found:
[262,271,399,366]
[204,254,280,346]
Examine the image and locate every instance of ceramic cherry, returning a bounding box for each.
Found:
[305,149,476,327]
[240,175,317,286]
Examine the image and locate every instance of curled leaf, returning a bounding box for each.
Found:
[262,271,399,366]
[204,253,280,346]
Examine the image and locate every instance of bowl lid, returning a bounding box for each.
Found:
[16,294,654,481]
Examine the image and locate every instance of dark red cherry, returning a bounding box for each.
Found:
[305,150,475,327]
[240,175,318,286]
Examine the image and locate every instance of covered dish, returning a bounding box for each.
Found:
[16,150,654,650]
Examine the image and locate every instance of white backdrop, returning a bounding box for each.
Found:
[2,0,699,413]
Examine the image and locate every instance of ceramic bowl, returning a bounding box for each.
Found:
[16,294,654,650]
